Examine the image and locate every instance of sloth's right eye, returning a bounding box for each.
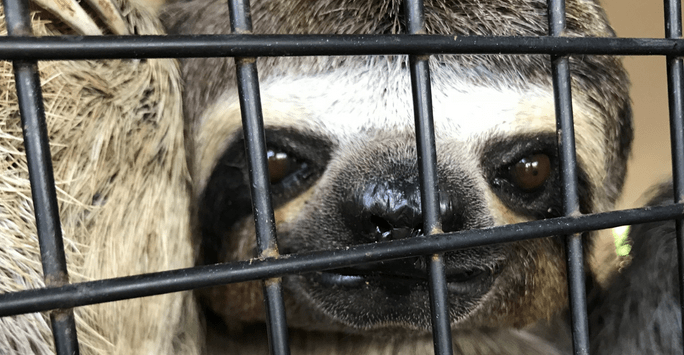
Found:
[267,149,294,184]
[265,148,313,195]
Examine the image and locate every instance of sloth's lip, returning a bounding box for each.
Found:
[314,257,490,292]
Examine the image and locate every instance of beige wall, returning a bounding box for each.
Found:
[601,0,674,208]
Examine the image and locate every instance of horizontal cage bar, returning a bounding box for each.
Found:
[0,203,680,318]
[1,35,684,60]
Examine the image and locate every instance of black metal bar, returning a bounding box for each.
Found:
[664,0,684,350]
[403,0,453,353]
[547,0,590,354]
[0,204,681,319]
[235,60,279,254]
[4,35,684,60]
[228,0,290,353]
[409,44,454,355]
[50,311,79,355]
[2,0,80,354]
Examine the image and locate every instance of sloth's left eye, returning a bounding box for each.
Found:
[485,137,562,218]
[508,153,551,191]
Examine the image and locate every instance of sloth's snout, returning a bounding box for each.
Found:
[321,179,495,298]
[344,179,457,244]
[296,161,501,327]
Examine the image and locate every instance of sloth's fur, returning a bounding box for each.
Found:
[589,182,683,355]
[0,0,656,353]
[0,3,200,354]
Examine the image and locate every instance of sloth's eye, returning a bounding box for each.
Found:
[267,149,294,184]
[266,148,312,191]
[509,154,551,191]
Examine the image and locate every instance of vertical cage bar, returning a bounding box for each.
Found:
[663,0,684,350]
[2,0,80,354]
[547,0,590,354]
[403,0,454,354]
[227,0,290,354]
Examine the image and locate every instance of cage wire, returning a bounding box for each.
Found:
[1,0,684,354]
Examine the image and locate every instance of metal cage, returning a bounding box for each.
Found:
[1,0,684,354]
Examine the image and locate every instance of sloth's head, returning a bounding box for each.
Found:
[164,0,632,335]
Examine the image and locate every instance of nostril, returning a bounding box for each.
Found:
[369,215,424,242]
[370,215,392,232]
[370,215,393,241]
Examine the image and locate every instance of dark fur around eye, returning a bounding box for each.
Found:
[265,149,315,197]
[261,131,330,200]
[482,134,592,219]
[198,128,332,263]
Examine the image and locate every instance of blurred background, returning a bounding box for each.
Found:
[602,0,674,208]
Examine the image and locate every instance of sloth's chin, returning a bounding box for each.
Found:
[287,256,495,330]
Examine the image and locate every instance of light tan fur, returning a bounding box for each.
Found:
[0,3,201,354]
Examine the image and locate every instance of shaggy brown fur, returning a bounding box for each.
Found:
[0,3,201,354]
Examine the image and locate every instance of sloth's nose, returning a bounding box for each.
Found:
[345,180,454,243]
[364,180,423,242]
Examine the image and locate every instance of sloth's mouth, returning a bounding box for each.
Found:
[287,253,500,329]
[314,256,491,294]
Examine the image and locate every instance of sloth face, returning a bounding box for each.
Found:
[159,0,632,341]
[194,60,608,332]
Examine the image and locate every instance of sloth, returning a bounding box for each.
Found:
[0,0,663,353]
[160,0,630,353]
